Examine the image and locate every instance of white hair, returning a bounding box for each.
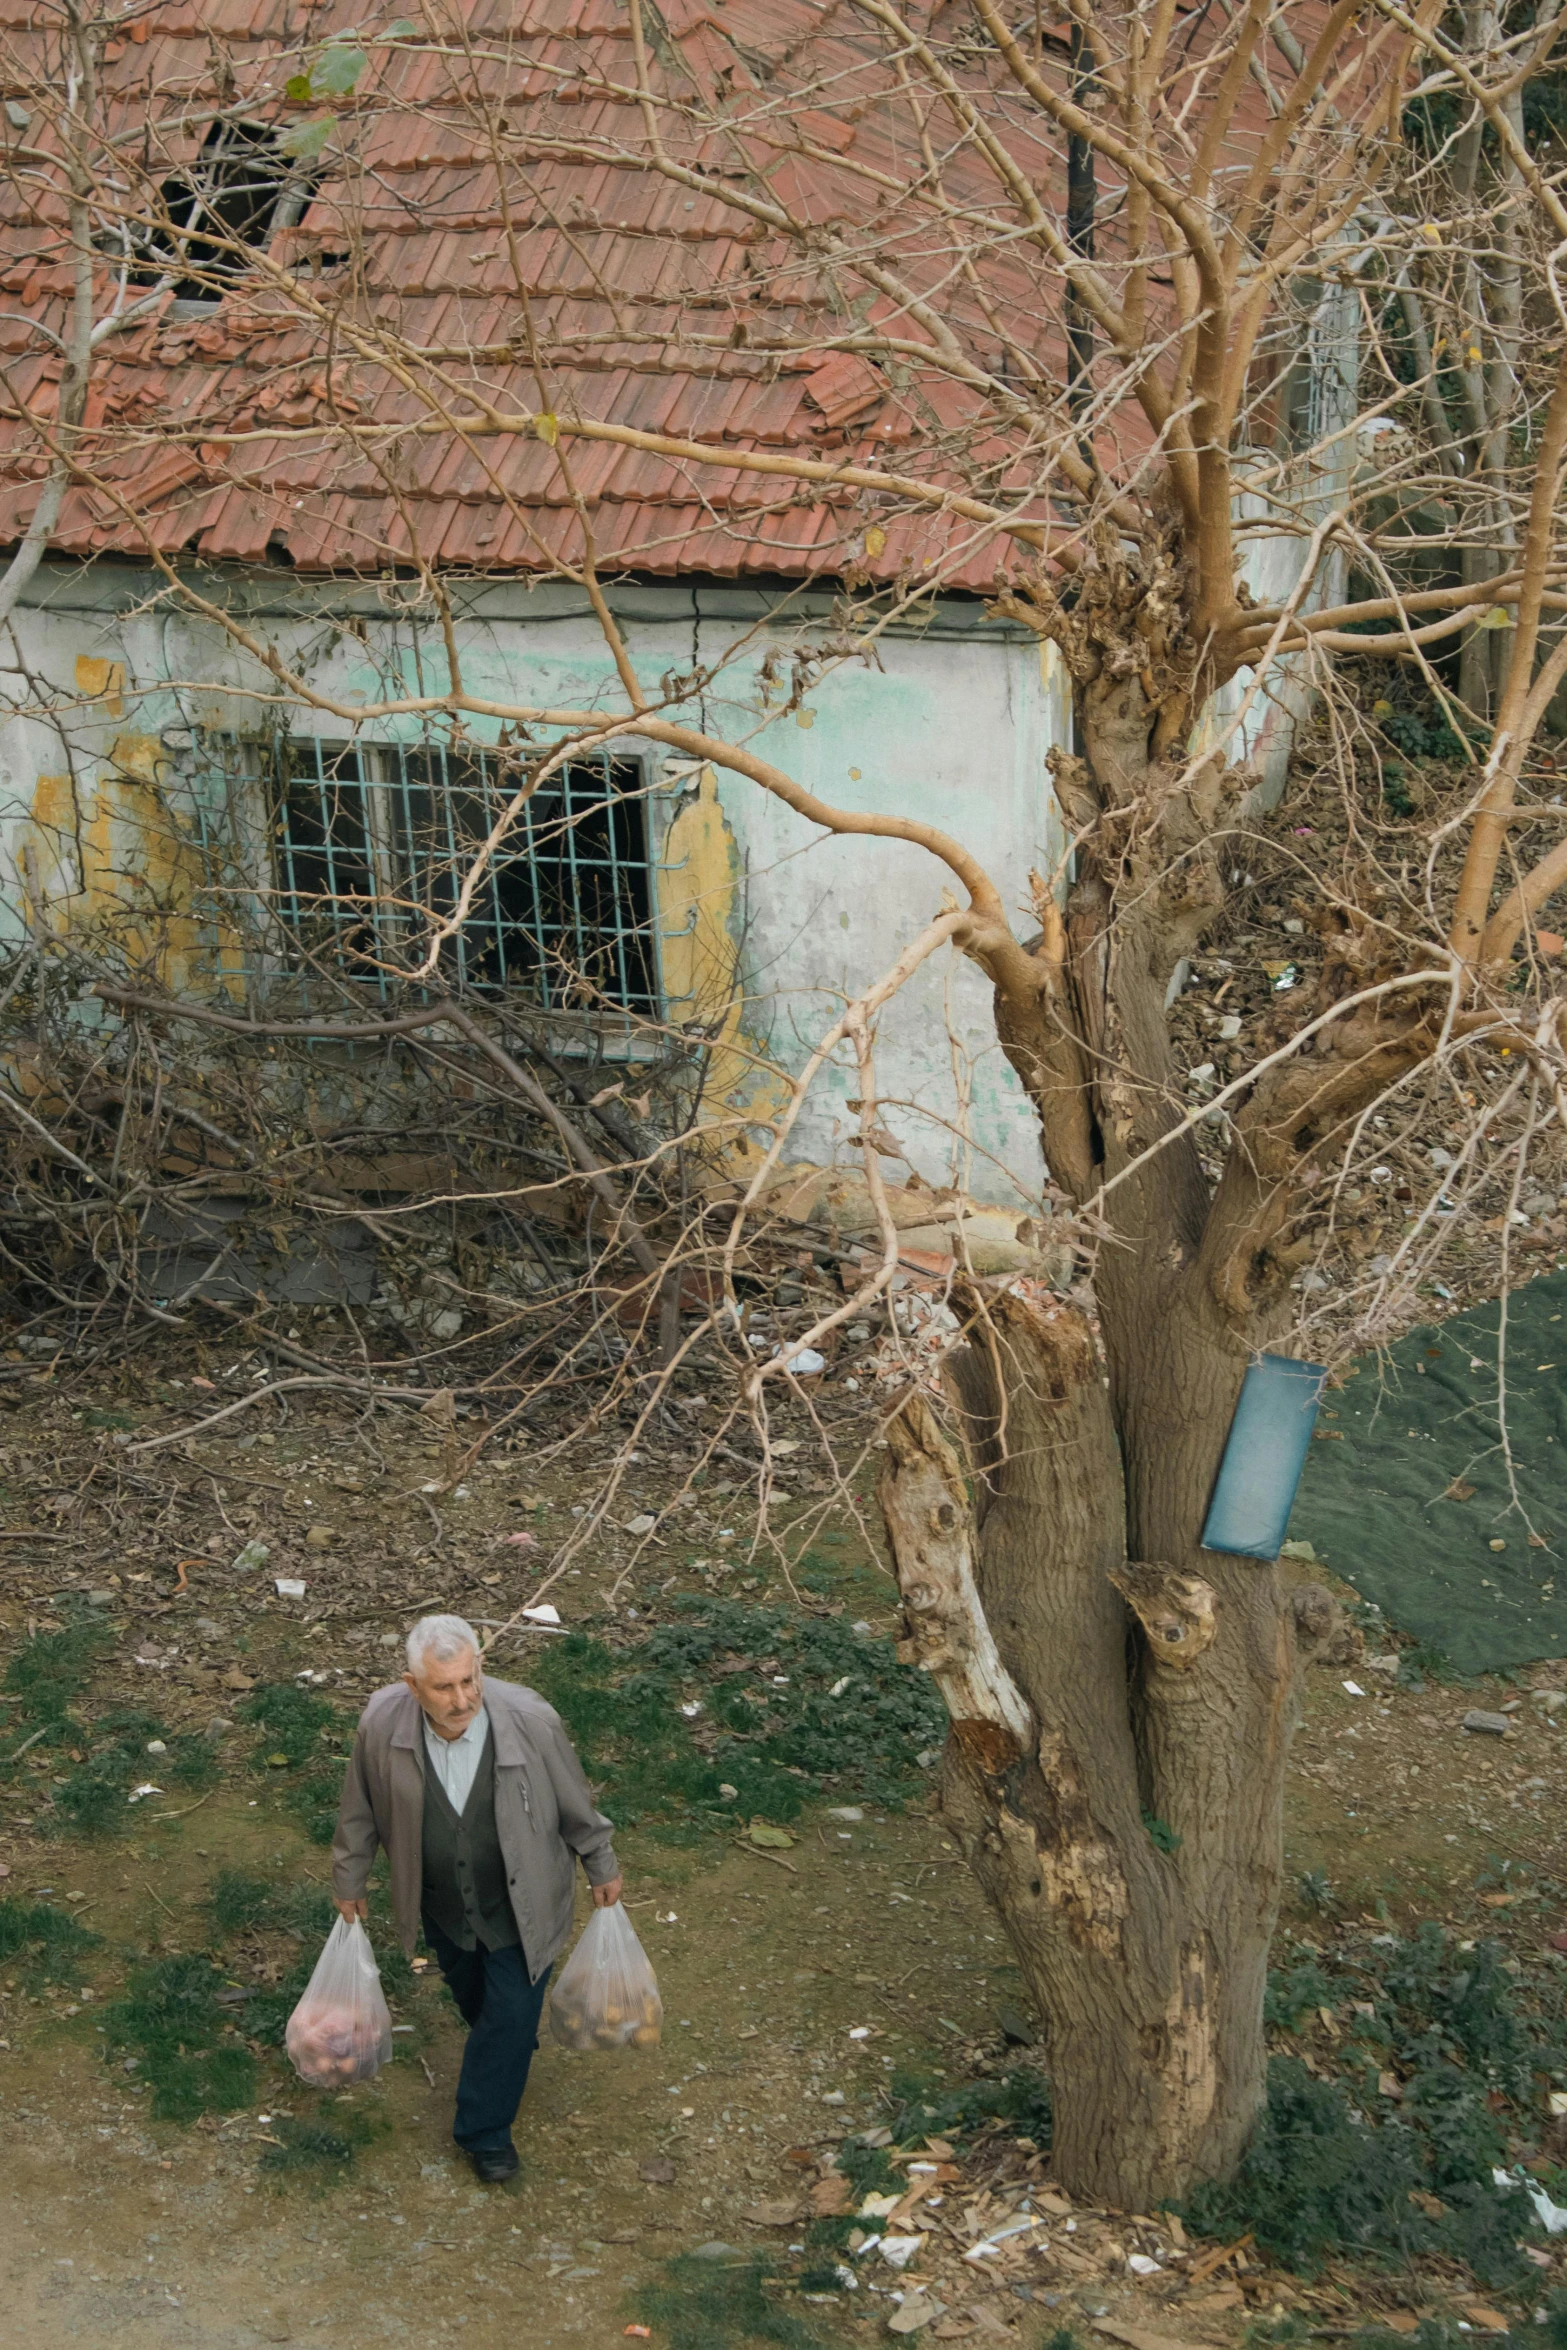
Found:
[406,1614,480,1675]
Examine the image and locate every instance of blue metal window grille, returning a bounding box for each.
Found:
[264,737,659,1016]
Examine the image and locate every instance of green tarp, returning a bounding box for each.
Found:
[1285,1270,1567,1675]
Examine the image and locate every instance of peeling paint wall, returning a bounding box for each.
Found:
[0,567,1070,1202]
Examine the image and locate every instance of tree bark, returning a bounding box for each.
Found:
[881,1288,1325,2206]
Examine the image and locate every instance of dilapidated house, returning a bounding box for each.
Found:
[0,0,1348,1272]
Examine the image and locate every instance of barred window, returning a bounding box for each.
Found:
[263,738,659,1015]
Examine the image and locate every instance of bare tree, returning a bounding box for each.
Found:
[1,0,1566,2205]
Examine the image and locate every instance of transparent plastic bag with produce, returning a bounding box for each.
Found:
[284,1917,394,2087]
[548,1902,662,2052]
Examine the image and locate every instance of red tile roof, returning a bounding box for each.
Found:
[0,0,1294,589]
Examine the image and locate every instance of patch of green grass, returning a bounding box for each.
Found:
[631,2253,842,2350]
[0,1894,98,1986]
[0,1613,108,1750]
[242,1684,353,1846]
[103,1953,258,2121]
[258,2104,379,2180]
[885,2062,1052,2148]
[207,1868,336,1941]
[48,1707,217,1837]
[82,1408,138,1432]
[526,1595,947,1833]
[1186,1922,1566,2284]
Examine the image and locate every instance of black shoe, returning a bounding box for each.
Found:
[469,2145,519,2184]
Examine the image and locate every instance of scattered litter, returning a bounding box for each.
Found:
[625,1514,658,1535]
[230,1540,269,1574]
[126,1784,163,1804]
[144,1740,166,1755]
[1127,2252,1162,2275]
[827,1806,864,1822]
[502,1531,538,1549]
[860,2194,902,2219]
[879,2237,923,2270]
[275,1578,307,1599]
[1342,1680,1366,1698]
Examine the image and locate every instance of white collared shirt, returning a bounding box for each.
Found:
[422,1704,490,1815]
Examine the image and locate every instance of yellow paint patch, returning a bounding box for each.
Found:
[74,655,125,718]
[655,764,789,1172]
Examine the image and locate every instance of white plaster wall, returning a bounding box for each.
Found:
[0,571,1069,1206]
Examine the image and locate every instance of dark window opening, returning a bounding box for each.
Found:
[269,741,381,970]
[265,738,659,1016]
[131,121,304,303]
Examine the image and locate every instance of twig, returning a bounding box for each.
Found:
[734,1839,798,1874]
[4,1724,49,1761]
[152,1790,214,1820]
[144,1880,178,1919]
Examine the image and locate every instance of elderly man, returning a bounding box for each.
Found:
[332,1613,621,2182]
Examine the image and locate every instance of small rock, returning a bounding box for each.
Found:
[305,1526,336,1550]
[1535,1689,1566,1712]
[86,1590,115,1609]
[379,1632,401,1647]
[637,2156,676,2185]
[625,1513,658,1536]
[1523,1193,1558,1217]
[1365,1653,1401,1678]
[203,1716,234,1741]
[144,1740,166,1756]
[691,2242,739,2260]
[718,1783,739,1800]
[916,1749,941,1769]
[827,1807,864,1823]
[888,2295,945,2335]
[1463,1710,1512,1737]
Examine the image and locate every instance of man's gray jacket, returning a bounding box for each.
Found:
[331,1679,619,1981]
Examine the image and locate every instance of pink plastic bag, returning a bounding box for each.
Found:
[285,1917,393,2087]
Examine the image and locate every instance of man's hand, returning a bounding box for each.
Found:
[336,1895,368,1924]
[592,1876,623,1909]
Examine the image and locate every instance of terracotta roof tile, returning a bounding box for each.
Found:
[0,0,1303,586]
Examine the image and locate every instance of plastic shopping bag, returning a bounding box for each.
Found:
[548,1902,662,2052]
[284,1917,394,2087]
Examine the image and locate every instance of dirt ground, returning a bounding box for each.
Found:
[2,1352,1566,2350]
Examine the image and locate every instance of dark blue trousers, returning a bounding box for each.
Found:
[422,1913,551,2156]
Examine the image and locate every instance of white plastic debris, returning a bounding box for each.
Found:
[879,2237,922,2270]
[275,1578,307,1599]
[848,2026,871,2040]
[145,1740,166,1755]
[1530,2185,1567,2235]
[521,1604,561,1626]
[778,1347,826,1376]
[1128,2253,1162,2275]
[859,2194,902,2219]
[626,1513,658,1535]
[1342,1680,1367,1697]
[126,1784,163,1804]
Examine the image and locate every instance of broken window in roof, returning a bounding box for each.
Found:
[239,736,660,1024]
[130,120,312,307]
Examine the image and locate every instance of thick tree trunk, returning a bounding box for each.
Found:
[881,1289,1321,2207]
